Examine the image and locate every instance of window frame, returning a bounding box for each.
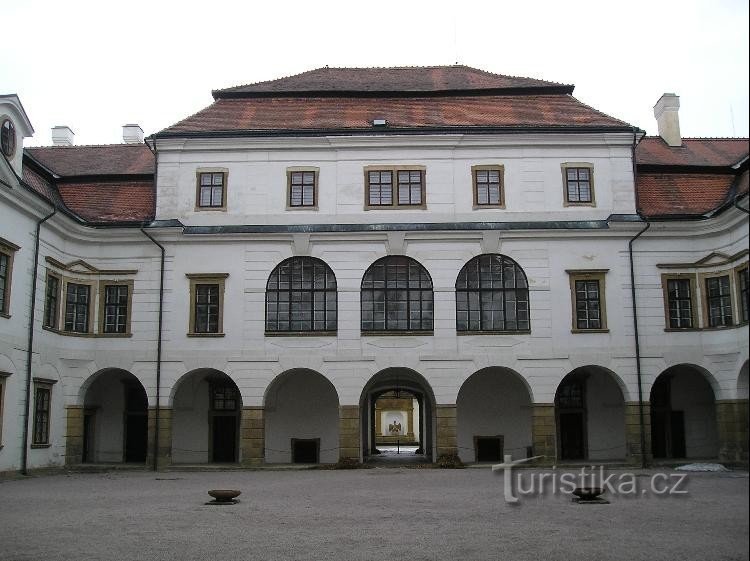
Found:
[700,271,734,328]
[364,165,427,210]
[187,273,228,337]
[0,371,10,448]
[735,264,749,325]
[286,167,319,210]
[455,254,530,334]
[32,378,56,447]
[661,273,698,331]
[98,280,134,337]
[471,165,505,209]
[567,270,609,333]
[561,163,596,207]
[195,169,228,211]
[62,279,96,335]
[0,237,20,318]
[1,118,16,159]
[265,256,338,336]
[360,255,434,335]
[43,271,62,330]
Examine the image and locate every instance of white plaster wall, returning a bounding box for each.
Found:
[84,375,125,462]
[172,376,210,463]
[456,369,533,463]
[585,373,626,460]
[380,411,406,436]
[670,368,719,458]
[264,371,339,463]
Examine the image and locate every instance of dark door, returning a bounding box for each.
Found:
[82,413,94,462]
[559,412,585,460]
[212,415,237,462]
[124,414,148,462]
[670,411,686,458]
[476,437,503,462]
[651,410,669,458]
[292,439,319,463]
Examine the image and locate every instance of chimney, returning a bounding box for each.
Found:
[122,124,144,144]
[653,93,681,147]
[51,125,75,146]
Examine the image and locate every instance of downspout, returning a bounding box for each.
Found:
[628,127,650,469]
[141,136,164,472]
[22,205,56,475]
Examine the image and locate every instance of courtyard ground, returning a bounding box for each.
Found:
[0,466,747,561]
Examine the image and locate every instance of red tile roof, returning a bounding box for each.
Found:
[56,180,155,223]
[636,137,749,167]
[215,66,571,97]
[25,144,154,177]
[162,94,629,135]
[636,172,743,216]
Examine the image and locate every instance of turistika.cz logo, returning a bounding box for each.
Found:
[492,455,689,504]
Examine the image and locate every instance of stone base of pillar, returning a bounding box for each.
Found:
[624,401,652,466]
[436,404,457,457]
[240,406,264,467]
[717,399,749,464]
[531,404,556,465]
[64,406,84,466]
[146,407,172,470]
[339,405,360,461]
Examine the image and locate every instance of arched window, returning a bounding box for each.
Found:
[455,254,529,332]
[361,256,433,332]
[266,257,337,333]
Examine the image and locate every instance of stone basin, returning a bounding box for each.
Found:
[207,489,241,502]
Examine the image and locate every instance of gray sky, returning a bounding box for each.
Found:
[3,0,748,147]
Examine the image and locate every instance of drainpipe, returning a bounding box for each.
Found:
[22,206,57,475]
[141,228,164,471]
[628,126,650,469]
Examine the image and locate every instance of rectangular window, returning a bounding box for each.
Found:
[706,275,732,327]
[288,170,317,208]
[739,267,749,323]
[0,252,9,316]
[64,282,91,333]
[562,165,594,205]
[33,384,51,445]
[187,274,227,336]
[43,273,60,329]
[197,172,226,209]
[666,278,694,328]
[102,284,129,334]
[211,384,238,411]
[472,166,504,207]
[568,270,608,332]
[365,167,425,208]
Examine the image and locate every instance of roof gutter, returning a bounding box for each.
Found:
[22,204,56,475]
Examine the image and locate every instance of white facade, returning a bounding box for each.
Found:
[0,92,747,474]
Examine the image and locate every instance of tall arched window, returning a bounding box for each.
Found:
[361,256,433,332]
[455,254,529,332]
[266,257,337,333]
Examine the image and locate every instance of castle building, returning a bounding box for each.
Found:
[0,67,747,473]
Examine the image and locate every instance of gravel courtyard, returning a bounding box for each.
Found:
[0,467,747,561]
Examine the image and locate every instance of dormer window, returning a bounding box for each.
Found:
[1,119,15,158]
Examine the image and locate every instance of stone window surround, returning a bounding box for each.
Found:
[567,269,609,333]
[194,168,229,212]
[186,273,228,337]
[660,273,699,331]
[31,377,57,448]
[42,258,137,338]
[363,165,427,210]
[286,167,320,210]
[471,164,505,209]
[0,236,20,319]
[561,162,596,207]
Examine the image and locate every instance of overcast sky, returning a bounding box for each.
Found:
[3,0,748,146]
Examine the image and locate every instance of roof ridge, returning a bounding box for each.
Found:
[567,94,632,128]
[643,135,749,141]
[27,143,148,149]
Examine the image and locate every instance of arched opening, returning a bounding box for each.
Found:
[360,368,436,463]
[555,366,626,461]
[264,369,340,464]
[738,361,749,400]
[651,364,718,459]
[456,367,533,463]
[171,369,242,464]
[81,368,148,464]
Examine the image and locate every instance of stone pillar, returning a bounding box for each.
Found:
[436,404,457,457]
[240,406,264,467]
[339,405,360,461]
[64,405,84,466]
[625,401,652,466]
[146,407,172,470]
[717,399,749,464]
[531,404,556,464]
